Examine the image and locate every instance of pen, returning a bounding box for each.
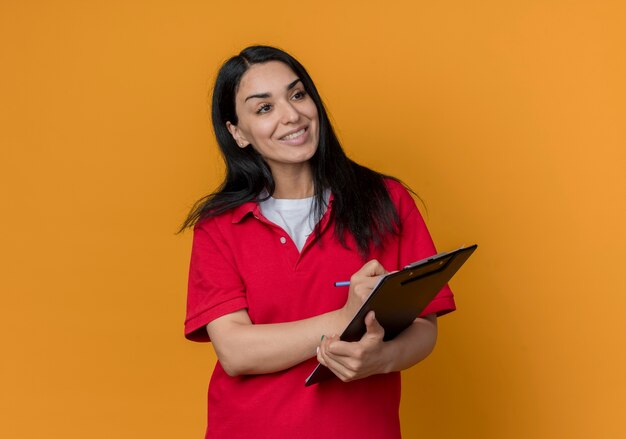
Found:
[334,281,350,287]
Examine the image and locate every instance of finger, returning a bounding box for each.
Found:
[317,346,327,366]
[319,347,356,381]
[326,338,360,358]
[351,277,383,302]
[362,275,385,288]
[317,334,332,365]
[322,335,356,361]
[323,339,376,382]
[319,334,338,359]
[318,336,343,365]
[363,311,385,340]
[358,259,387,277]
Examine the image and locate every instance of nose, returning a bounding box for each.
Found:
[280,101,300,124]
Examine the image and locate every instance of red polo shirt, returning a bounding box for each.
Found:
[185,179,455,439]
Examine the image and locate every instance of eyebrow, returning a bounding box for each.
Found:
[244,78,302,102]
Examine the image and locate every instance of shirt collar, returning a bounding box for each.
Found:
[231,201,259,224]
[231,192,334,224]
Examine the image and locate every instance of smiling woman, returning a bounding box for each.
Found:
[180,45,455,439]
[225,61,319,191]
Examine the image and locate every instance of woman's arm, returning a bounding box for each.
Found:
[208,309,343,376]
[206,260,387,376]
[316,311,438,382]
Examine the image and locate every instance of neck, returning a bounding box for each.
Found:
[270,163,314,199]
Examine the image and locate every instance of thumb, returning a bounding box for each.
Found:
[360,259,387,277]
[364,311,385,340]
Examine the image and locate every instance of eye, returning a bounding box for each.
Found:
[291,90,307,100]
[256,103,272,114]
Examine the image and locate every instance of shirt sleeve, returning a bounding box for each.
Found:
[184,219,248,342]
[393,183,456,317]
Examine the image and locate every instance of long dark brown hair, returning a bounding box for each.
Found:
[180,45,402,257]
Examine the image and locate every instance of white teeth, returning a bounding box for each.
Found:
[282,128,305,140]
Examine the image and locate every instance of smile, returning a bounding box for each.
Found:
[280,128,307,140]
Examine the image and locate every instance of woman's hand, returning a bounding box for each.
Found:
[340,260,387,323]
[317,311,389,382]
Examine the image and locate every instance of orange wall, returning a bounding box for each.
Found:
[1,1,625,437]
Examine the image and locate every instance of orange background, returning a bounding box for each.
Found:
[1,1,625,437]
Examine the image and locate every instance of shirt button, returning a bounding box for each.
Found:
[280,237,287,244]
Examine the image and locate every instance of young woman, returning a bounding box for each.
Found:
[182,45,455,439]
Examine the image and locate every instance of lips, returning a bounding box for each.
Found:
[279,126,307,141]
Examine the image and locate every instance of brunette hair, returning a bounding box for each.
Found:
[180,45,402,257]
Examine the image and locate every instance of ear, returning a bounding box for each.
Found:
[226,121,249,148]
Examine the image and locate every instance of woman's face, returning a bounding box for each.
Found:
[227,61,319,174]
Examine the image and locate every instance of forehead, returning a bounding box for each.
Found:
[236,61,299,98]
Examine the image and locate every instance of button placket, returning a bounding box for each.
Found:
[250,207,307,270]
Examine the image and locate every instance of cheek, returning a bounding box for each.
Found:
[248,119,278,142]
[309,107,320,135]
[307,102,319,122]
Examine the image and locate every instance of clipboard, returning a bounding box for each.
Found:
[305,244,477,386]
